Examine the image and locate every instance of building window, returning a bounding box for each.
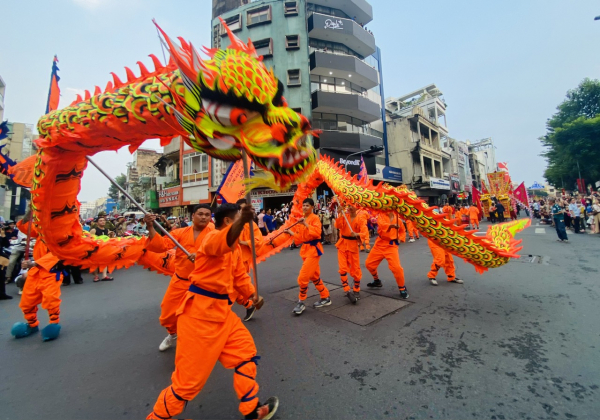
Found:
[287,69,301,86]
[220,14,242,34]
[247,6,271,26]
[285,35,300,50]
[253,38,273,58]
[284,1,299,16]
[310,75,366,96]
[182,152,209,185]
[292,107,302,115]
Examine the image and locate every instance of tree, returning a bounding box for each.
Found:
[541,78,600,189]
[108,173,127,201]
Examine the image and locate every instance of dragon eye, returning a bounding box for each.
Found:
[202,99,258,127]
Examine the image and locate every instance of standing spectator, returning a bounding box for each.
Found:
[591,198,600,234]
[550,198,568,242]
[257,209,267,236]
[496,201,506,223]
[158,214,172,234]
[320,209,332,244]
[179,217,188,227]
[90,217,115,282]
[133,218,148,235]
[0,225,13,300]
[263,209,275,235]
[126,217,136,232]
[568,198,583,234]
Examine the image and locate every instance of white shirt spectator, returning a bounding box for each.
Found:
[568,203,581,217]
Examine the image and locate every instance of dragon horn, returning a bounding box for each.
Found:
[218,17,250,52]
[153,20,197,82]
[148,54,163,71]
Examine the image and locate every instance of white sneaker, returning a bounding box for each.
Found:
[159,334,177,351]
[429,279,438,286]
[409,238,415,243]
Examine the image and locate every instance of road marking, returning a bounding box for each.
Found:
[535,228,546,234]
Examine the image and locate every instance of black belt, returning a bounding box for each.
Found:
[303,239,323,256]
[342,235,358,241]
[389,239,399,245]
[176,273,189,281]
[189,284,232,305]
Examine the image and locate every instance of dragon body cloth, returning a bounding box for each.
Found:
[1,21,528,276]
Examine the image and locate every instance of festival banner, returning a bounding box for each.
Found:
[46,55,61,113]
[481,180,489,195]
[358,155,368,185]
[472,186,484,221]
[487,171,510,195]
[512,182,530,210]
[216,160,247,203]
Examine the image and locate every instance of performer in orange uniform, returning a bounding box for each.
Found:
[236,199,265,322]
[147,203,278,420]
[285,198,331,315]
[335,205,368,303]
[357,209,371,253]
[426,239,464,286]
[442,202,454,220]
[144,204,214,352]
[468,205,480,229]
[366,212,409,299]
[406,219,420,242]
[11,218,65,341]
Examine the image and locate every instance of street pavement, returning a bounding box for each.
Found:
[1,220,599,419]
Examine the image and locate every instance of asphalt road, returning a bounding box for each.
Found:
[1,221,599,419]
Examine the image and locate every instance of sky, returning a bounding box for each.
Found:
[1,0,599,201]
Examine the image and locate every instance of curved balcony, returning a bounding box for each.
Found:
[319,131,382,153]
[308,13,376,58]
[310,50,379,90]
[309,0,373,25]
[312,90,381,123]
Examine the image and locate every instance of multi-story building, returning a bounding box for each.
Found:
[467,138,497,186]
[211,0,385,209]
[385,84,454,205]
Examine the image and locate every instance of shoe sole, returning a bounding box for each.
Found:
[314,300,332,308]
[293,307,305,315]
[263,397,279,420]
[400,294,410,299]
[430,281,438,286]
[346,293,357,304]
[367,285,382,288]
[244,308,257,322]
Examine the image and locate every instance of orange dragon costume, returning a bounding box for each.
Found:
[365,212,409,298]
[335,208,368,303]
[11,220,65,341]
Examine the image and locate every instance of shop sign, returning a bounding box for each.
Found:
[430,177,451,190]
[251,197,263,212]
[251,186,297,198]
[158,187,181,207]
[376,164,403,182]
[451,180,460,192]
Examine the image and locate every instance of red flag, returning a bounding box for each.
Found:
[512,182,529,209]
[358,156,368,185]
[472,186,483,221]
[216,160,247,203]
[46,55,61,113]
[497,162,509,172]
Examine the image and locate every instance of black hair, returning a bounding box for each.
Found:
[303,198,315,207]
[214,203,240,228]
[192,204,212,215]
[236,198,248,205]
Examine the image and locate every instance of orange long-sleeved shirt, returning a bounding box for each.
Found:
[442,205,454,216]
[185,225,255,322]
[239,221,264,266]
[375,213,406,245]
[291,213,323,258]
[468,206,479,218]
[16,220,59,271]
[335,213,368,253]
[146,223,214,279]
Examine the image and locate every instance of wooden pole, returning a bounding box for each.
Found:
[241,150,260,301]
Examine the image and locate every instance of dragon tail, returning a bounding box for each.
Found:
[484,218,531,260]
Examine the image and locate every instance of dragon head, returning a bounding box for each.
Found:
[154,20,317,189]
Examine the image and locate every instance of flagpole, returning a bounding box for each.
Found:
[241,150,261,306]
[86,156,191,257]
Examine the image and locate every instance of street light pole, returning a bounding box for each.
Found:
[343,145,384,172]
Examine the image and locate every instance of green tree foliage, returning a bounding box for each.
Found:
[108,173,127,200]
[541,78,600,189]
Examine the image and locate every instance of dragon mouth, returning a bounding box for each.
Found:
[252,133,316,178]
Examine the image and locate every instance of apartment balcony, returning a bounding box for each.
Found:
[312,90,381,123]
[310,50,379,90]
[308,13,376,58]
[309,0,373,25]
[319,130,382,153]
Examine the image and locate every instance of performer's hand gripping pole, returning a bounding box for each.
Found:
[241,150,263,308]
[86,156,191,258]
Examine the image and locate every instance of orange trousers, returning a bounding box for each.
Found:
[160,275,190,335]
[365,244,405,288]
[427,247,456,281]
[148,309,259,419]
[337,250,362,293]
[407,224,419,239]
[470,217,479,229]
[297,255,329,301]
[19,267,62,328]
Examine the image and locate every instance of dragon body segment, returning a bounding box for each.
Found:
[5,21,527,274]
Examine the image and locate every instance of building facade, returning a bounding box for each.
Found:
[211,0,384,208]
[467,137,497,189]
[0,75,5,122]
